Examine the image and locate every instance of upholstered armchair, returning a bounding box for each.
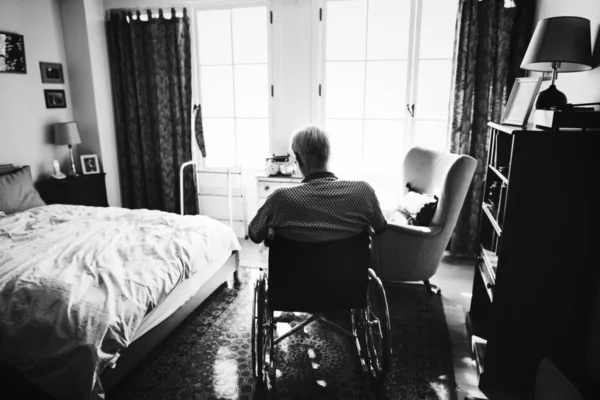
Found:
[375,147,477,294]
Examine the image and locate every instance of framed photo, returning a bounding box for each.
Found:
[39,62,64,83]
[0,31,26,73]
[44,89,67,108]
[501,77,543,126]
[81,155,100,175]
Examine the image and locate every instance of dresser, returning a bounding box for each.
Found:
[466,122,600,399]
[41,173,109,207]
[256,174,303,209]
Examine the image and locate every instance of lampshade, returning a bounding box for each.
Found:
[53,122,81,146]
[521,16,592,72]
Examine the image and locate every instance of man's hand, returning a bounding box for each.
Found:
[263,227,276,248]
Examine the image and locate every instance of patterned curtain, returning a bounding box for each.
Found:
[448,0,536,256]
[106,8,198,215]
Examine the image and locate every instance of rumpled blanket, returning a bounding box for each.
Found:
[0,204,240,399]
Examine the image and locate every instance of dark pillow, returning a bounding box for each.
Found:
[395,184,438,226]
[0,166,46,214]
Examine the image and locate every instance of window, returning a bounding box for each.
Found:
[194,5,271,169]
[320,0,458,207]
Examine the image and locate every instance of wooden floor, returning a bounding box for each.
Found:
[238,238,488,400]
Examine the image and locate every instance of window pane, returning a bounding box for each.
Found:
[326,0,367,61]
[364,61,407,119]
[200,66,234,117]
[232,7,268,64]
[415,60,453,119]
[236,118,269,168]
[363,120,404,174]
[325,61,366,118]
[203,118,236,167]
[419,0,459,59]
[196,10,232,65]
[325,119,363,175]
[234,65,269,118]
[414,120,448,151]
[367,0,412,60]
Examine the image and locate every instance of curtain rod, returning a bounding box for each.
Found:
[106,7,187,20]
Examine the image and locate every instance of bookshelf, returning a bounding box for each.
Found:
[466,122,600,399]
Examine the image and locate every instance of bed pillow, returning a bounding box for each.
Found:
[0,166,46,214]
[393,184,438,226]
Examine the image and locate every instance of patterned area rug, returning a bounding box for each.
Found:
[108,267,457,400]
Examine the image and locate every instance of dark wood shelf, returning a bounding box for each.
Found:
[467,122,600,398]
[488,165,508,185]
[481,202,502,236]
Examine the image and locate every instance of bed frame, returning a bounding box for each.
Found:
[101,251,239,391]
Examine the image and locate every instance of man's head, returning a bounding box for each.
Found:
[290,125,330,176]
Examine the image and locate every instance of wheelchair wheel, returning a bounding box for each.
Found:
[252,271,273,397]
[363,268,392,382]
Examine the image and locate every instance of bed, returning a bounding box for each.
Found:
[0,164,241,399]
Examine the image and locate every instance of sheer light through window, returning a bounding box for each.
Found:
[196,7,269,168]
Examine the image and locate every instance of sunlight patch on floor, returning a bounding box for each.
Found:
[213,347,239,400]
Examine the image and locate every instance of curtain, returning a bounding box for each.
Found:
[448,0,536,256]
[106,8,198,215]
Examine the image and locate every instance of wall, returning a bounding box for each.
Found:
[533,0,600,106]
[60,0,122,206]
[0,0,74,181]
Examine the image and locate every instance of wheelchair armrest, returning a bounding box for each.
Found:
[384,223,442,237]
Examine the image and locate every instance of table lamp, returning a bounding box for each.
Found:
[520,16,592,110]
[53,121,81,177]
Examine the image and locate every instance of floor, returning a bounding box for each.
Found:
[237,238,488,400]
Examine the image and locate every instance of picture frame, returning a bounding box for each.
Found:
[0,31,26,73]
[44,89,67,108]
[501,77,543,127]
[39,62,64,83]
[81,154,100,175]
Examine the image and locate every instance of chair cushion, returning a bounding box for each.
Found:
[0,166,46,214]
[395,184,438,226]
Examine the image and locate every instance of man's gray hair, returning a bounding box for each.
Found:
[291,125,330,169]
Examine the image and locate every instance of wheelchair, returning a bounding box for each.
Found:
[251,227,392,397]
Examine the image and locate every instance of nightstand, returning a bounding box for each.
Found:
[41,173,109,207]
[256,174,303,209]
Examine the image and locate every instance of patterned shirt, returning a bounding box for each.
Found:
[249,172,387,243]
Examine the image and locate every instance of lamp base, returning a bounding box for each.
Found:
[535,84,567,110]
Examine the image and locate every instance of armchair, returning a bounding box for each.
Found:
[375,147,476,294]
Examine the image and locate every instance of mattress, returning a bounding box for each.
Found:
[0,204,241,399]
[130,250,233,342]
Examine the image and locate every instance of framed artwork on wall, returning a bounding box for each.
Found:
[0,31,26,73]
[81,154,100,175]
[44,89,67,108]
[39,62,64,83]
[501,77,543,127]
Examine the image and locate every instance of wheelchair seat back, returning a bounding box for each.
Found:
[268,230,370,312]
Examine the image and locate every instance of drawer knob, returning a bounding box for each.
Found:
[264,185,270,191]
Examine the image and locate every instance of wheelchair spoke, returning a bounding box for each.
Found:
[364,270,392,382]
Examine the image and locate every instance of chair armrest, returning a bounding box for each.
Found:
[384,223,442,237]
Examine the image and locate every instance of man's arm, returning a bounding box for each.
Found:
[368,185,387,234]
[248,193,277,243]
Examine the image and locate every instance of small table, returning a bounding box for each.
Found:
[256,174,303,209]
[255,174,303,256]
[41,173,109,207]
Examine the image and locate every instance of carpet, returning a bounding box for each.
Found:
[108,267,457,400]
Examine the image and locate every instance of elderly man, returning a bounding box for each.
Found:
[249,125,386,244]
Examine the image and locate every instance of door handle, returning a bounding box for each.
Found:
[406,104,415,117]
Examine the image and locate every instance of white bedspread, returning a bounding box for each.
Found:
[0,204,240,399]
